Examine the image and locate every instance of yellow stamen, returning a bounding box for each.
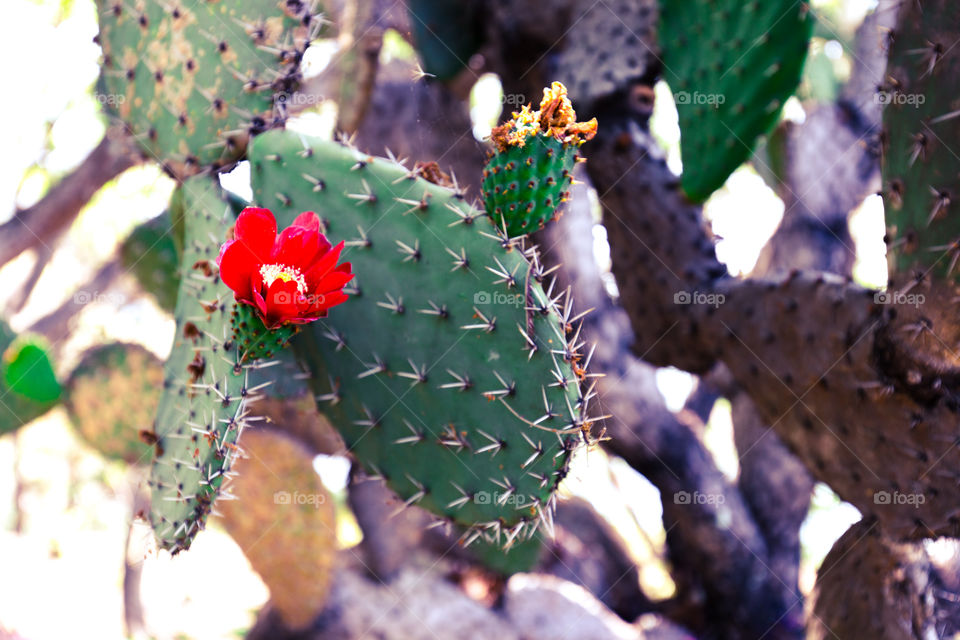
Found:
[259,263,307,294]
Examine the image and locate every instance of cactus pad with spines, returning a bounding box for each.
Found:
[121,211,181,313]
[65,343,162,464]
[220,428,336,630]
[482,83,597,238]
[660,0,813,202]
[881,0,960,282]
[0,323,59,435]
[147,178,265,554]
[94,0,320,178]
[2,335,61,405]
[250,129,598,544]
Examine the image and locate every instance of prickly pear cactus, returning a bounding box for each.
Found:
[147,178,265,553]
[250,130,598,544]
[881,0,960,281]
[482,83,597,238]
[121,211,181,313]
[0,324,59,435]
[660,0,813,202]
[220,428,336,630]
[65,343,162,464]
[95,0,320,178]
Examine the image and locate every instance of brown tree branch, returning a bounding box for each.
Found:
[587,103,960,542]
[543,192,801,639]
[0,128,140,269]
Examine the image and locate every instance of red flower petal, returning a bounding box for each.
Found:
[291,211,320,233]
[276,225,324,269]
[218,239,260,301]
[313,270,354,295]
[304,242,346,288]
[262,279,303,327]
[311,290,349,315]
[234,208,278,262]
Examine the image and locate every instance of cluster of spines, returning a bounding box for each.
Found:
[148,181,280,553]
[250,131,605,549]
[880,0,960,284]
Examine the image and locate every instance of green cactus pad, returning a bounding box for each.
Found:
[65,343,163,464]
[482,83,597,238]
[95,0,320,178]
[147,177,266,554]
[2,336,61,404]
[466,531,543,575]
[250,130,598,543]
[660,0,813,202]
[0,324,59,436]
[230,300,300,363]
[121,211,181,313]
[407,0,483,81]
[881,0,960,281]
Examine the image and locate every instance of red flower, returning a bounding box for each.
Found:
[217,207,353,328]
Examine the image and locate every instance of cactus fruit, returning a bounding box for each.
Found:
[482,82,597,238]
[250,129,599,545]
[120,211,181,313]
[64,343,162,464]
[881,0,960,282]
[230,302,301,363]
[660,0,813,202]
[552,0,658,110]
[147,178,266,554]
[94,0,321,178]
[219,428,336,630]
[0,323,59,435]
[407,0,484,81]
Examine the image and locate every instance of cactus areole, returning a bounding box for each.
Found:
[218,208,353,328]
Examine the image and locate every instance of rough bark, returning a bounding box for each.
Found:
[587,102,960,542]
[544,193,800,639]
